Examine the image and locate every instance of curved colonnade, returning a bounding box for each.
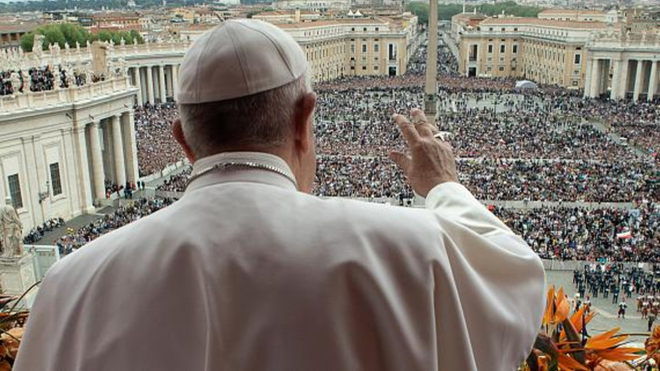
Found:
[0,41,189,231]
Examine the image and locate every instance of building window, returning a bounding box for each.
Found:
[363,27,367,31]
[7,174,22,209]
[374,44,379,53]
[362,66,367,70]
[574,54,581,64]
[374,66,379,70]
[500,44,505,53]
[362,44,367,53]
[375,27,379,31]
[513,45,518,53]
[351,45,355,53]
[499,66,504,71]
[50,162,63,196]
[488,45,493,53]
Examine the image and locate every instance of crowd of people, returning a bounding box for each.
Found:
[571,265,660,325]
[23,218,66,245]
[405,38,458,77]
[24,33,649,264]
[0,65,93,96]
[155,168,191,192]
[494,204,659,262]
[54,198,175,255]
[134,102,185,177]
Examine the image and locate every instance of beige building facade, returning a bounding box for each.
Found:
[280,15,419,81]
[537,9,609,22]
[457,17,608,88]
[0,77,138,231]
[585,30,660,101]
[170,14,420,82]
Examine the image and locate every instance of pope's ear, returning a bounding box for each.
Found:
[294,92,316,153]
[172,118,197,164]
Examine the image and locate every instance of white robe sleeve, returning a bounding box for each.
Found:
[425,182,546,371]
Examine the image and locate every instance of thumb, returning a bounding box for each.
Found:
[389,151,411,173]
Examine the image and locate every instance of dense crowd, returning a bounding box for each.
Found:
[0,65,93,96]
[406,37,458,77]
[156,168,191,192]
[312,157,657,202]
[23,218,66,245]
[494,204,660,262]
[139,83,659,204]
[55,198,175,255]
[134,102,185,177]
[51,36,657,263]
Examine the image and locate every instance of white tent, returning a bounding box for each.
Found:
[515,80,538,89]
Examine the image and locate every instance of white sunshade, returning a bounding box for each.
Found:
[515,80,538,89]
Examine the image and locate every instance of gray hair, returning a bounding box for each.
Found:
[178,73,313,158]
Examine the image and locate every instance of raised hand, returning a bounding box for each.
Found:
[389,108,458,197]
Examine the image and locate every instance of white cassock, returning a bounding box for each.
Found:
[15,152,545,371]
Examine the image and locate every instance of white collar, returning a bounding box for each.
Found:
[191,152,297,188]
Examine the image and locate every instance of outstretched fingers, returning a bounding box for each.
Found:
[409,108,436,138]
[392,113,421,146]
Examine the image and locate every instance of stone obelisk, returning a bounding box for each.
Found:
[424,0,438,123]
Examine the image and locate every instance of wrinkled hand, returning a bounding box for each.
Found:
[389,108,459,197]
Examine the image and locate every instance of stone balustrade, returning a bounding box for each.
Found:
[0,40,191,72]
[0,76,132,113]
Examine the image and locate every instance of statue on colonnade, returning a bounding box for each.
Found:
[0,197,23,258]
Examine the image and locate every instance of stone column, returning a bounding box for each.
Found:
[633,60,644,102]
[146,66,155,105]
[589,59,600,98]
[132,67,143,106]
[610,58,622,100]
[123,111,140,182]
[111,115,126,187]
[158,65,167,103]
[88,121,106,201]
[583,56,594,97]
[619,59,630,99]
[648,61,658,101]
[424,0,438,123]
[73,127,93,211]
[172,64,179,98]
[165,65,173,99]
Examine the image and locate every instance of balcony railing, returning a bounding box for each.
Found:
[0,76,134,113]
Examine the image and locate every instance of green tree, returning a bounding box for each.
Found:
[42,26,67,48]
[438,4,464,21]
[20,33,34,52]
[407,1,545,22]
[129,30,144,44]
[406,2,429,25]
[19,23,145,51]
[95,30,113,42]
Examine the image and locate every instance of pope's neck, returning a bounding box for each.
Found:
[191,151,298,188]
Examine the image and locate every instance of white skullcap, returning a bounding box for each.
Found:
[176,19,309,104]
